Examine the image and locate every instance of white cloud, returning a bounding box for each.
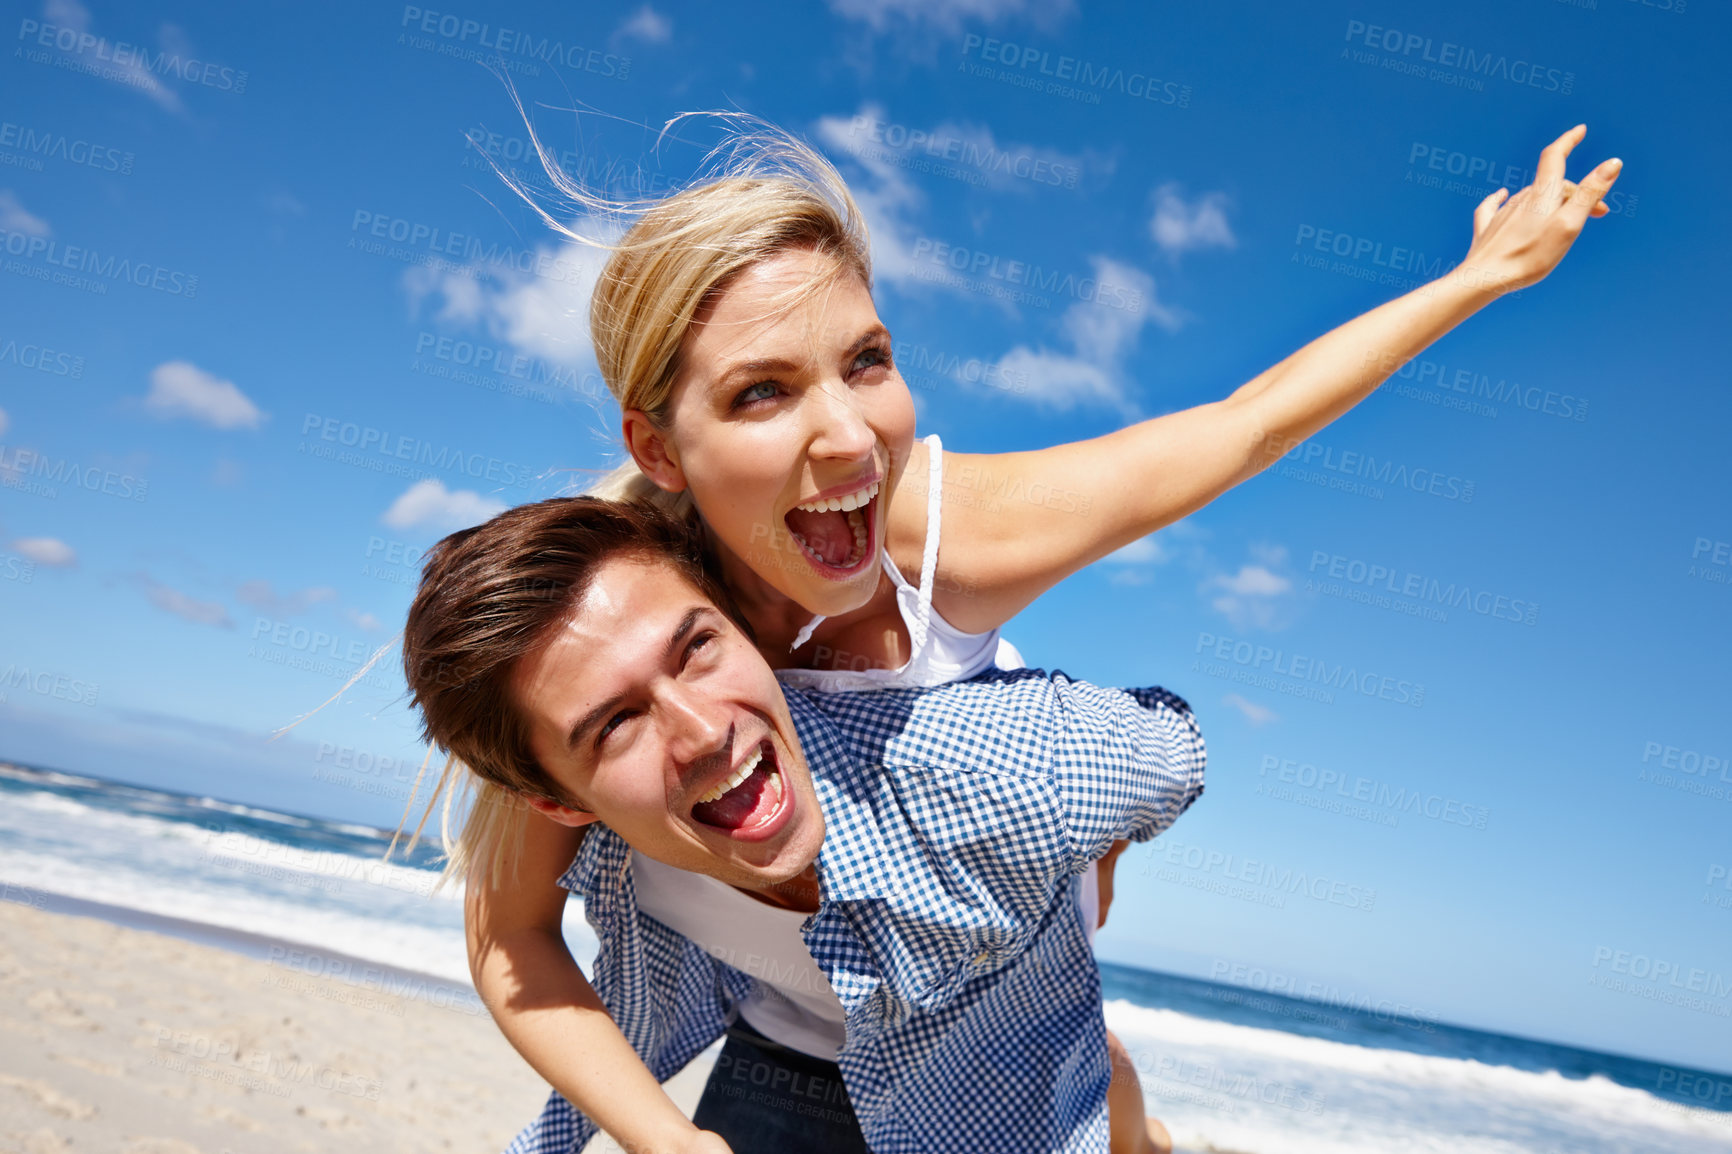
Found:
[402,236,614,372]
[814,105,1111,330]
[813,106,930,290]
[1063,256,1180,350]
[1209,564,1290,597]
[345,608,383,632]
[616,5,671,43]
[826,0,1073,33]
[144,361,264,430]
[382,479,507,532]
[821,106,1091,199]
[0,190,50,238]
[139,578,232,628]
[1248,542,1288,567]
[981,256,1179,413]
[1101,535,1171,565]
[1204,555,1293,631]
[236,580,337,616]
[40,0,184,112]
[1223,693,1278,726]
[989,346,1121,411]
[1150,182,1236,257]
[11,537,75,566]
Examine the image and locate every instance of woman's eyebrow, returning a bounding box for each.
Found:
[714,356,801,391]
[848,325,890,355]
[710,326,891,392]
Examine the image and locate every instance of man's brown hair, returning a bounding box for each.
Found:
[399,497,742,877]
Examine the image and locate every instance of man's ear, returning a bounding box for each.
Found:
[525,795,602,829]
[622,410,687,494]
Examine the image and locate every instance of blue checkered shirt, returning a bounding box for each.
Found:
[506,668,1206,1154]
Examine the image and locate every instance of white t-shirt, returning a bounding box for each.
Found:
[630,849,848,1060]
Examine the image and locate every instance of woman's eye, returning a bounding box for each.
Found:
[853,346,890,374]
[733,381,779,407]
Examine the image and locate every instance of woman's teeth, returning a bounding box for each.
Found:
[791,508,868,568]
[695,746,764,805]
[785,480,876,570]
[793,480,880,514]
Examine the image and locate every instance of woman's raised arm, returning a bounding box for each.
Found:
[932,126,1622,634]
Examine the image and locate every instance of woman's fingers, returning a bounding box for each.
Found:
[1534,123,1588,205]
[1473,187,1510,237]
[1562,157,1624,228]
[1558,179,1611,218]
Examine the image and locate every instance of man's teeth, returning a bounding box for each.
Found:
[696,746,765,805]
[794,480,880,514]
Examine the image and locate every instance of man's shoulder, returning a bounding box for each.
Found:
[790,666,1192,720]
[786,668,1192,778]
[787,668,1058,779]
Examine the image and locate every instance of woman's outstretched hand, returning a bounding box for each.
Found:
[1451,123,1623,298]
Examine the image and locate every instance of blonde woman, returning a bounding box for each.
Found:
[452,116,1620,1154]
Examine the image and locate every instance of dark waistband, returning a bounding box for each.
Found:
[724,1015,840,1071]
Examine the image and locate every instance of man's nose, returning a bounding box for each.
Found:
[661,685,733,775]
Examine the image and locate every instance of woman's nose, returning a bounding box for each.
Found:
[805,378,876,463]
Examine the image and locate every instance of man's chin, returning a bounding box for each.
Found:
[691,815,821,889]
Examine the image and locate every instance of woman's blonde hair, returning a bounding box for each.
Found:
[496,107,877,514]
[396,109,873,887]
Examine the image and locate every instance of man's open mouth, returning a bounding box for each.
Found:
[783,480,880,576]
[690,740,788,836]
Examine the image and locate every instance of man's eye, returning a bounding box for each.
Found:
[598,710,636,741]
[733,381,779,407]
[685,631,718,664]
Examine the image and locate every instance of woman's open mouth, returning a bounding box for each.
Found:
[689,740,793,842]
[783,480,880,579]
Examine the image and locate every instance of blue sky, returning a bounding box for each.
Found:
[1,0,1728,1073]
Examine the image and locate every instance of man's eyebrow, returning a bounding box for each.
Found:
[711,325,891,391]
[564,605,712,753]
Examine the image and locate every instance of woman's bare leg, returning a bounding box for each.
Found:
[1097,842,1172,1154]
[1107,1028,1172,1154]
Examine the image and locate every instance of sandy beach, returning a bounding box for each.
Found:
[0,900,713,1154]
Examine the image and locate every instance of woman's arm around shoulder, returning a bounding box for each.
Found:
[468,812,728,1154]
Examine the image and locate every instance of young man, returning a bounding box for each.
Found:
[403,497,1205,1153]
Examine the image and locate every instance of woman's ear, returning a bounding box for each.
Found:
[622,410,687,493]
[525,795,602,829]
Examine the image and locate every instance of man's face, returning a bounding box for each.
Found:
[512,555,825,889]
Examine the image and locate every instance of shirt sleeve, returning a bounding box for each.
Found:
[1047,675,1207,871]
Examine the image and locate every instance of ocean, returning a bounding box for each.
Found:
[2,759,1727,1153]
